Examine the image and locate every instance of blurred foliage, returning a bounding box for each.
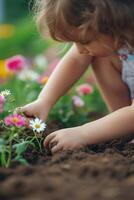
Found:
[0,0,67,59]
[49,82,107,127]
[0,17,53,59]
[0,69,108,127]
[5,0,34,23]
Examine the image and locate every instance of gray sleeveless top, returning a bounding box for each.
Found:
[118,48,134,99]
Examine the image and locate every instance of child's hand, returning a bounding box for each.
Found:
[44,126,87,154]
[20,98,50,122]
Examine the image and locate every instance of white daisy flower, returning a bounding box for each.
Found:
[29,118,46,133]
[0,90,11,97]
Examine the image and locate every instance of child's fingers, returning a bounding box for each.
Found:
[49,138,58,149]
[51,144,62,154]
[19,106,35,118]
[24,112,35,118]
[15,107,33,121]
[44,133,56,148]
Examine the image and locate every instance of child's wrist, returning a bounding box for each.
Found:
[37,96,52,111]
[79,124,90,145]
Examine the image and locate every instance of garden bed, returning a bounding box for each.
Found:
[0,121,134,200]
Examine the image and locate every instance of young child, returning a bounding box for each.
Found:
[22,0,134,153]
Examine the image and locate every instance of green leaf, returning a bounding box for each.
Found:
[13,140,29,156]
[0,138,4,145]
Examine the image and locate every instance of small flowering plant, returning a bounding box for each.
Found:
[29,118,47,152]
[0,54,107,167]
[0,90,47,167]
[5,113,26,127]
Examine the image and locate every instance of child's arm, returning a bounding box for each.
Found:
[44,104,134,153]
[38,44,92,105]
[83,103,134,144]
[21,44,92,120]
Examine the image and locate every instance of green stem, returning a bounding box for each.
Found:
[1,148,7,167]
[6,129,15,168]
[6,140,12,168]
[34,132,42,153]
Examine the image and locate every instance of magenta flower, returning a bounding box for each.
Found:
[4,114,26,127]
[0,94,5,104]
[5,55,27,72]
[0,95,5,113]
[76,84,93,96]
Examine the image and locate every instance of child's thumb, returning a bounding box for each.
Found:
[21,106,35,118]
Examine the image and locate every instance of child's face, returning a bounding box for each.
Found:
[76,33,120,57]
[57,28,121,57]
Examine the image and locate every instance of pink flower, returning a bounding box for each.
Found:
[4,114,26,127]
[0,95,5,104]
[76,84,93,96]
[72,96,85,107]
[5,55,27,72]
[0,95,5,113]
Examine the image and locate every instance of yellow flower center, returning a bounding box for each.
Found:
[12,117,19,123]
[35,124,41,129]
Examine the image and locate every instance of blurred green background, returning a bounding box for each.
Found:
[1,0,33,23]
[0,0,55,59]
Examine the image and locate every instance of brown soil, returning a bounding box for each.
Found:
[0,121,134,200]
